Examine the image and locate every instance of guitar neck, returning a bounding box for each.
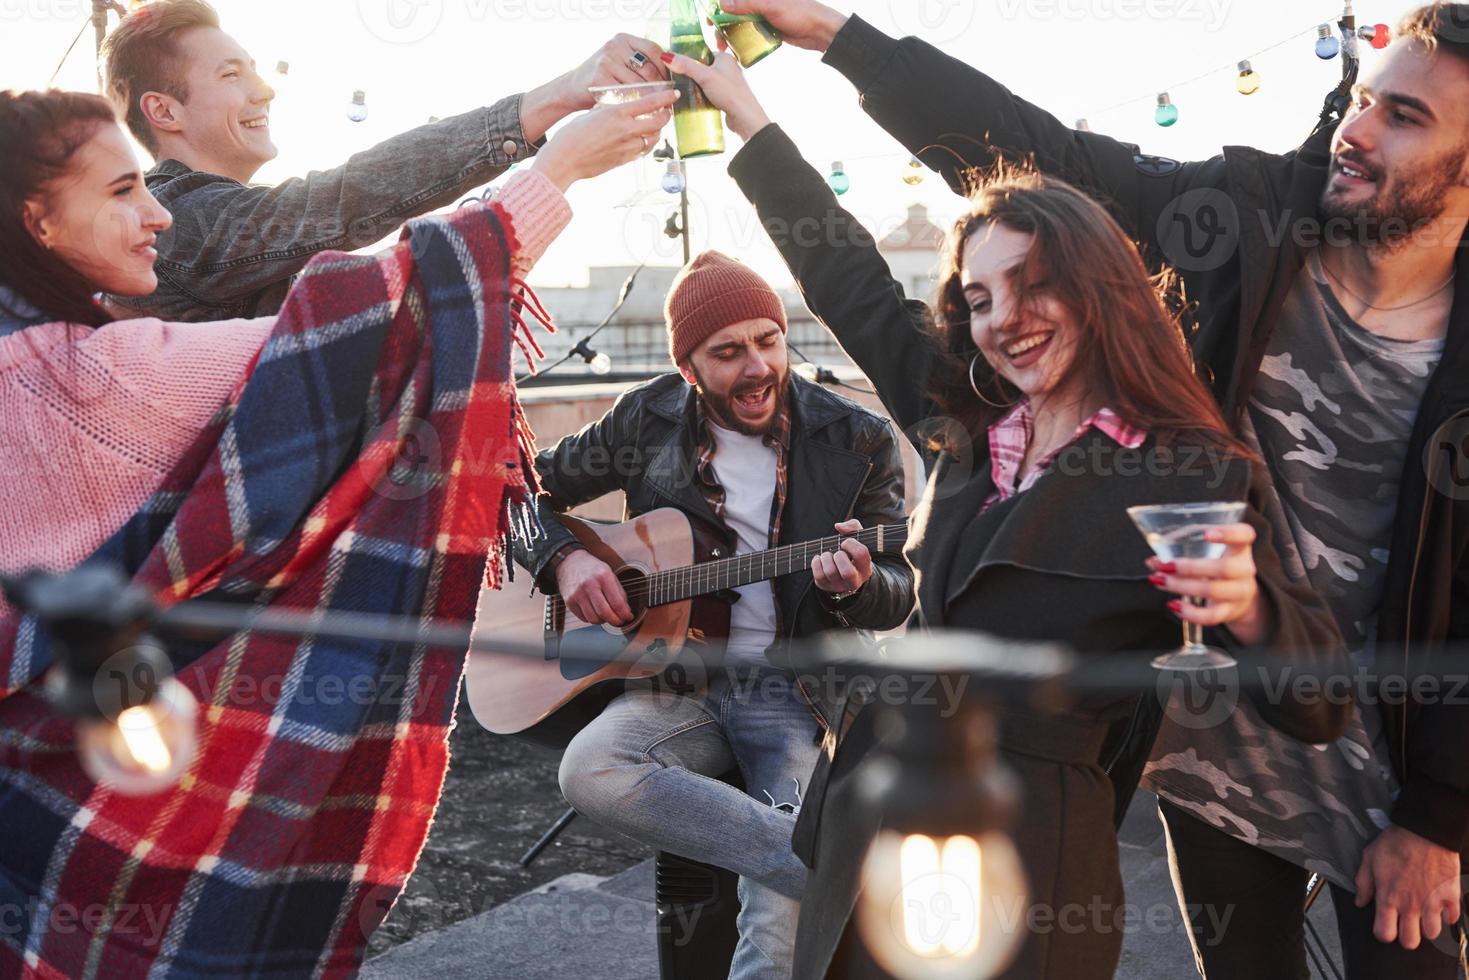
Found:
[646,524,908,607]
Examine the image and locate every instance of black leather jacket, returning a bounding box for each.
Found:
[517,373,916,732]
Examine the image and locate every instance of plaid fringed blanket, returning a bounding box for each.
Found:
[0,200,544,978]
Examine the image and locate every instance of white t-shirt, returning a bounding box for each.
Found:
[707,421,780,666]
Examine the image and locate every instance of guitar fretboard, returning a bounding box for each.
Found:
[642,523,908,607]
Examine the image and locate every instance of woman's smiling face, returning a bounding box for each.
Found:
[961,221,1080,403]
[24,123,173,297]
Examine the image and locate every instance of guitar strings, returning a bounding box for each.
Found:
[578,527,901,601]
[545,525,908,613]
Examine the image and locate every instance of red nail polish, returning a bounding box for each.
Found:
[1149,574,1168,587]
[1158,562,1178,574]
[660,52,675,64]
[1167,599,1183,614]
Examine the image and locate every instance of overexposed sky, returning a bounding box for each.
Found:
[2,0,1419,287]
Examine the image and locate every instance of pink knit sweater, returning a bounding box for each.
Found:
[0,169,570,581]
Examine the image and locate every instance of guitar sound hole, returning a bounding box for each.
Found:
[608,567,649,635]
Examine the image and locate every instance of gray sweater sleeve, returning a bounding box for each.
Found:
[117,95,538,321]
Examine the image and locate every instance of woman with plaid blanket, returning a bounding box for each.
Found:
[0,86,673,978]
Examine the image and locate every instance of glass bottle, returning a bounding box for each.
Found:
[671,0,725,157]
[706,0,782,67]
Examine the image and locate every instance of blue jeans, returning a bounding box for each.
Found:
[559,668,823,980]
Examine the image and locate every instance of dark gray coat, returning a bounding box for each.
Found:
[729,119,1351,980]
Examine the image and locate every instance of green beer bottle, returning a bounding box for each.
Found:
[671,0,725,158]
[707,1,782,67]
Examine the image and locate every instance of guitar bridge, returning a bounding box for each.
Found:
[544,595,564,661]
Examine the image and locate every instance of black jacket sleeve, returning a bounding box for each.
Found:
[729,123,938,443]
[820,15,1232,260]
[817,419,916,632]
[1389,551,1469,852]
[515,392,640,591]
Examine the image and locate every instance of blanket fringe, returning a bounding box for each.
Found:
[509,277,556,376]
[480,274,550,592]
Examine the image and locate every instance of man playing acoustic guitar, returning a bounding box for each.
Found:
[521,251,915,980]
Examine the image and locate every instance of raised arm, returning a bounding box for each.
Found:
[731,126,937,438]
[125,36,676,319]
[125,98,540,318]
[664,52,938,440]
[719,0,1230,252]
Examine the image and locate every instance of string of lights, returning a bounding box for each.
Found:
[47,18,92,86]
[65,2,1384,200]
[513,264,645,384]
[788,341,877,396]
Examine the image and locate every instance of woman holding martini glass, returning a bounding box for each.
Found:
[663,50,1352,979]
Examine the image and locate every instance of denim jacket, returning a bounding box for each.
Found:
[0,284,50,337]
[109,94,538,323]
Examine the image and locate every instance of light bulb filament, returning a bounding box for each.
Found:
[898,834,983,959]
[116,705,174,774]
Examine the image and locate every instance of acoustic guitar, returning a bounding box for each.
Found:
[464,508,908,748]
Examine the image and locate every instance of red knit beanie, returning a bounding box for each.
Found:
[665,251,787,365]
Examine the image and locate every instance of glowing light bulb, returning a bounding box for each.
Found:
[857,830,1028,979]
[76,679,198,796]
[662,161,686,195]
[794,361,820,383]
[828,161,850,196]
[1235,60,1260,96]
[1316,24,1340,59]
[268,61,289,100]
[903,156,926,186]
[1371,23,1391,49]
[347,90,369,123]
[1154,93,1179,128]
[589,351,613,375]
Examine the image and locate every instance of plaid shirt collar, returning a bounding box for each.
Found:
[986,399,1147,507]
[692,386,792,537]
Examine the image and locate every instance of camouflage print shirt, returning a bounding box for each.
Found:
[1145,248,1447,888]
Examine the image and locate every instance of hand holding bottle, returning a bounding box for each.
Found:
[717,0,848,53]
[661,50,771,142]
[532,91,678,191]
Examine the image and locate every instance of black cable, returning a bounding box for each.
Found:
[787,340,816,365]
[516,263,643,384]
[788,341,877,395]
[17,567,1469,695]
[49,18,91,86]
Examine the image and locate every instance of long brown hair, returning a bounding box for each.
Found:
[0,89,118,328]
[929,164,1251,459]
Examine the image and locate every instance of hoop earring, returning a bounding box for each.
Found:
[969,353,1017,409]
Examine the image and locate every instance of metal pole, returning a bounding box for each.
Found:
[92,0,109,93]
[517,807,579,867]
[679,177,691,264]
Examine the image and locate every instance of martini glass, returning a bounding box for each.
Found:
[1127,501,1248,672]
